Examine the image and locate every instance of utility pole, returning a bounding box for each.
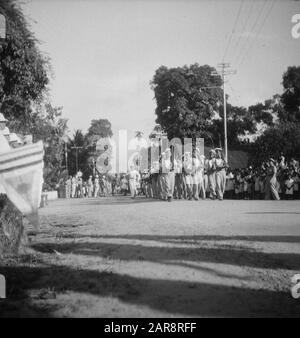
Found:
[62,135,69,175]
[65,142,68,173]
[71,146,83,173]
[211,63,236,163]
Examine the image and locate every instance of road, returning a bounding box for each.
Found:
[1,196,300,317]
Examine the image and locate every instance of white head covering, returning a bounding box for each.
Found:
[9,133,21,143]
[0,113,7,122]
[3,126,10,136]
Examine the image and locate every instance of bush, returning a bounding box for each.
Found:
[0,194,25,255]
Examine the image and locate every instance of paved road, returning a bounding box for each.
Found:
[1,197,300,317]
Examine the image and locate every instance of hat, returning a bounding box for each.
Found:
[270,158,276,164]
[0,113,7,123]
[209,149,216,154]
[214,147,222,152]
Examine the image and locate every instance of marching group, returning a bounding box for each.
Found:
[141,149,300,201]
[58,148,300,202]
[59,171,122,199]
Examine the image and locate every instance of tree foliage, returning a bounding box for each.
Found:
[151,64,223,140]
[251,121,300,164]
[67,129,90,177]
[280,66,300,122]
[207,103,256,147]
[86,119,113,148]
[0,0,49,125]
[30,104,68,190]
[151,64,259,147]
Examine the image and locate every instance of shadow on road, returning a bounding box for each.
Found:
[246,212,300,215]
[60,233,300,244]
[69,197,162,206]
[0,264,299,317]
[30,240,300,270]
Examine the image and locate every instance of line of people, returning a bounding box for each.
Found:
[141,147,227,202]
[57,151,300,202]
[58,170,143,199]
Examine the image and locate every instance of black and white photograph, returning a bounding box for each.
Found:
[0,0,300,320]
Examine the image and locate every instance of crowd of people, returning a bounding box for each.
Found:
[57,171,131,199]
[58,148,300,202]
[224,156,300,200]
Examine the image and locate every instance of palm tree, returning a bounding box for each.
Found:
[135,131,144,139]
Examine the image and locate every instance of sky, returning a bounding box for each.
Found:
[21,0,300,139]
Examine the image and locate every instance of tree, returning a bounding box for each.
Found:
[151,64,223,141]
[0,0,49,126]
[23,103,69,190]
[85,118,113,148]
[208,103,257,147]
[251,121,300,165]
[280,66,300,122]
[68,129,90,177]
[250,66,300,163]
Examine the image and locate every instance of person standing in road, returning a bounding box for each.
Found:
[265,159,280,200]
[94,174,100,198]
[205,149,217,200]
[87,175,93,198]
[128,165,140,198]
[214,148,227,201]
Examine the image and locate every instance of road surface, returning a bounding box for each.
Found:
[1,196,300,317]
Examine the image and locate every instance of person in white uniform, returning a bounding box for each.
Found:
[214,148,227,201]
[93,175,100,198]
[128,165,140,198]
[161,148,175,202]
[183,151,193,200]
[205,149,217,200]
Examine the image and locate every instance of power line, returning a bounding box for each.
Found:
[238,0,277,68]
[230,0,255,65]
[234,0,269,67]
[227,80,240,107]
[222,0,244,62]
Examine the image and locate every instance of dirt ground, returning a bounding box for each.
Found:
[0,196,300,317]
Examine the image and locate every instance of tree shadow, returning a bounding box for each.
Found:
[246,212,300,215]
[76,197,162,206]
[60,233,300,244]
[0,264,299,318]
[30,241,300,270]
